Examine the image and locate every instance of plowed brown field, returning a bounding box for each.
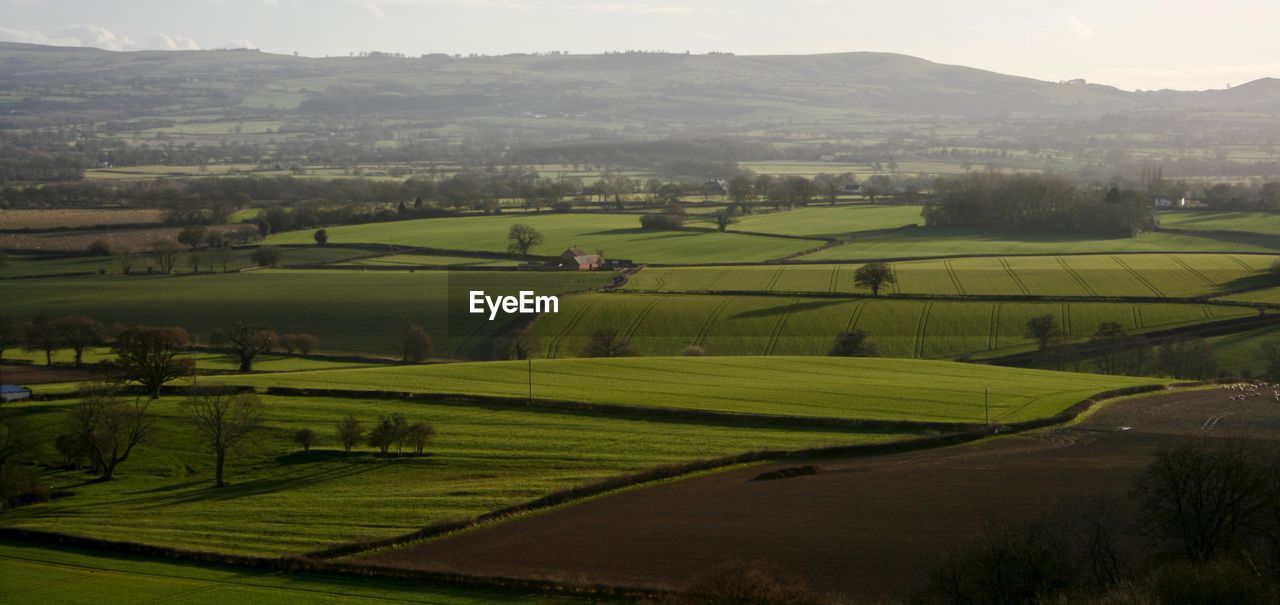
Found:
[354,386,1280,602]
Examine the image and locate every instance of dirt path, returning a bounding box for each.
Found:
[354,386,1280,602]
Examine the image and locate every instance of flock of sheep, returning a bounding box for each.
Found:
[1221,382,1280,402]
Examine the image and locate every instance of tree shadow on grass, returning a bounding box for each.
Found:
[729,298,848,320]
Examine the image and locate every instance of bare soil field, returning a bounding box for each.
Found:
[0,209,165,230]
[0,363,97,384]
[0,224,244,252]
[355,386,1280,602]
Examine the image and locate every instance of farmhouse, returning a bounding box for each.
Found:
[1,384,32,402]
[551,247,603,271]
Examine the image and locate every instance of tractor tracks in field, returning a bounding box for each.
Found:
[692,297,735,349]
[1112,255,1165,298]
[998,258,1032,295]
[1055,257,1098,296]
[763,298,799,356]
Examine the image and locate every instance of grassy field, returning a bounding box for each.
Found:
[1217,285,1280,305]
[719,204,923,238]
[799,228,1279,260]
[1209,323,1280,378]
[623,254,1278,298]
[2,347,383,372]
[1,393,903,555]
[0,541,570,604]
[214,357,1166,424]
[265,213,823,264]
[529,293,1253,359]
[0,247,378,279]
[3,270,610,357]
[1157,210,1280,235]
[345,254,521,268]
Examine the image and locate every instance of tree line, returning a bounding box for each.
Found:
[923,172,1155,237]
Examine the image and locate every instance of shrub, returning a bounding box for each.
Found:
[682,345,708,356]
[86,240,111,256]
[828,330,878,357]
[640,212,684,230]
[251,245,283,267]
[581,328,634,358]
[295,334,319,355]
[293,428,317,452]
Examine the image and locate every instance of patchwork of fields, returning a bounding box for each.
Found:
[721,204,923,238]
[800,228,1278,260]
[2,270,611,357]
[2,393,905,555]
[530,293,1254,359]
[623,253,1278,298]
[1157,210,1280,235]
[217,357,1167,424]
[266,213,824,264]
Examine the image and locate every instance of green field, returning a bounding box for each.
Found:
[721,204,923,238]
[623,254,1278,298]
[799,228,1279,260]
[1157,210,1280,236]
[2,270,610,357]
[1217,285,1280,305]
[1209,323,1280,378]
[214,357,1165,424]
[265,213,823,264]
[2,347,383,372]
[0,246,378,279]
[0,541,567,604]
[346,253,521,268]
[529,293,1254,359]
[2,393,902,555]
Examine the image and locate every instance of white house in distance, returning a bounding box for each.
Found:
[1,384,32,402]
[1154,195,1204,208]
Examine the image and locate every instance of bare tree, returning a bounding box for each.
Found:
[66,384,153,481]
[854,263,895,296]
[278,334,298,354]
[336,415,363,455]
[113,247,137,274]
[56,315,105,367]
[1132,440,1271,562]
[294,334,319,355]
[225,322,277,371]
[148,239,181,274]
[184,390,265,488]
[829,329,879,357]
[22,313,60,366]
[401,324,432,362]
[581,328,634,358]
[506,224,544,257]
[406,421,435,455]
[109,326,194,399]
[0,316,18,361]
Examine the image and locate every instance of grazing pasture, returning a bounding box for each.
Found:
[722,204,923,238]
[623,254,1278,298]
[216,357,1165,424]
[0,246,379,278]
[531,293,1253,359]
[1,394,900,555]
[1156,210,1280,236]
[346,253,521,268]
[265,213,823,264]
[0,541,566,604]
[2,270,611,357]
[799,228,1279,260]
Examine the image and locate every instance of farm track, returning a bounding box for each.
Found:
[1168,255,1215,288]
[545,298,597,358]
[762,299,798,356]
[1056,257,1097,296]
[622,298,662,342]
[692,297,734,348]
[998,257,1031,295]
[943,260,965,295]
[1111,255,1165,297]
[357,388,1280,602]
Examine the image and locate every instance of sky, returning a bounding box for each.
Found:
[1,0,1278,91]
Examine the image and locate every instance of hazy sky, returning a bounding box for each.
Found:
[2,0,1277,91]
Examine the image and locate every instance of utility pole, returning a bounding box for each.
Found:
[528,357,533,403]
[984,387,990,427]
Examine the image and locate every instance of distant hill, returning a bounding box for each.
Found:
[1,42,1272,129]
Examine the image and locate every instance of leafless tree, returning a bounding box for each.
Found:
[184,390,266,488]
[65,384,153,481]
[109,326,194,398]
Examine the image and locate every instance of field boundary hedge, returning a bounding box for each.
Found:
[608,288,1280,309]
[3,379,1208,598]
[648,248,1280,267]
[0,528,670,602]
